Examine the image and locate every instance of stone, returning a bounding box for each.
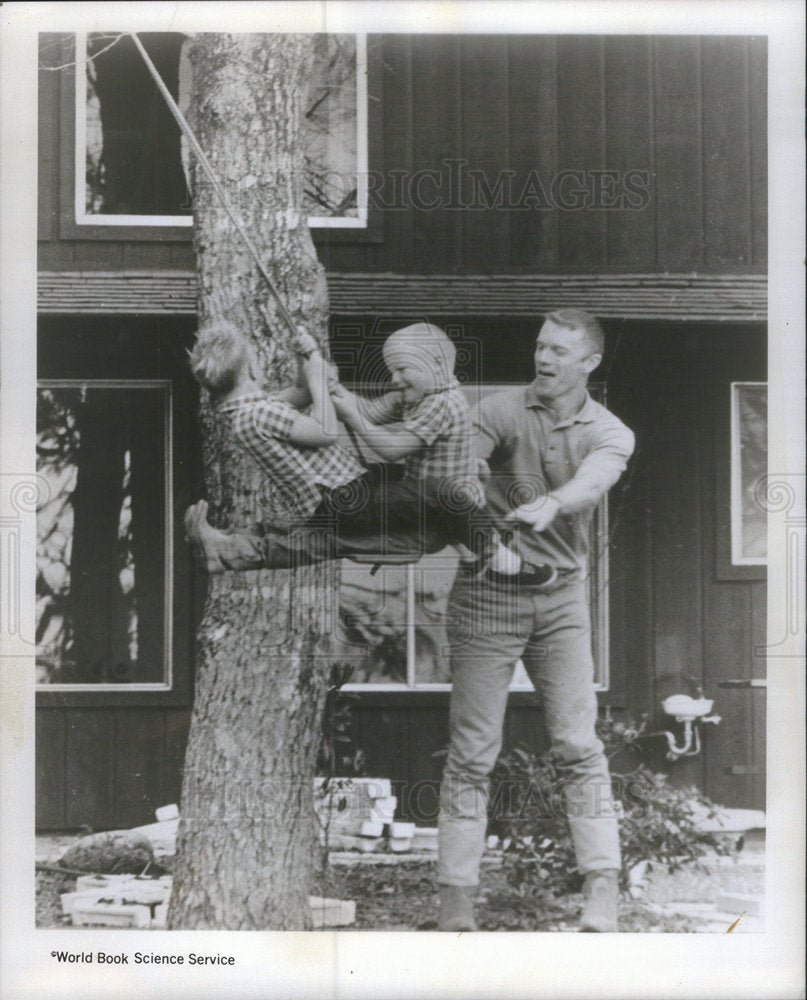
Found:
[154,804,179,822]
[59,831,154,874]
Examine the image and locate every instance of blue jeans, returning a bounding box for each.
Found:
[437,567,621,886]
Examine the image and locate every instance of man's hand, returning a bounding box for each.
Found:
[506,495,561,532]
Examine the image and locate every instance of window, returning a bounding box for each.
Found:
[730,381,767,566]
[74,32,367,228]
[336,385,611,692]
[36,381,173,690]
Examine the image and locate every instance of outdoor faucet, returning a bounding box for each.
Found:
[660,695,721,761]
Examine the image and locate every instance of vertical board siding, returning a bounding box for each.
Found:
[652,38,705,270]
[404,707,449,824]
[375,34,414,272]
[36,710,67,828]
[64,710,116,828]
[507,35,558,266]
[410,36,463,273]
[604,37,655,267]
[701,38,753,267]
[747,38,767,268]
[555,36,607,266]
[460,35,511,269]
[113,709,167,828]
[38,36,62,241]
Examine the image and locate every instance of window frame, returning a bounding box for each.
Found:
[35,378,175,695]
[717,380,768,581]
[70,31,369,232]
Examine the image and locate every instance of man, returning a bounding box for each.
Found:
[436,309,635,933]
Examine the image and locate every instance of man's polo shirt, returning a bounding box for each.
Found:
[221,391,364,521]
[473,383,635,571]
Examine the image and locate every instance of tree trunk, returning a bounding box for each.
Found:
[167,34,334,930]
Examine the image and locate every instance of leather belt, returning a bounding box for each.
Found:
[485,564,560,587]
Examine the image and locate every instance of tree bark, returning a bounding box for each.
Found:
[167,34,334,930]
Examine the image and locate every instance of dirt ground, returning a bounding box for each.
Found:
[36,835,764,933]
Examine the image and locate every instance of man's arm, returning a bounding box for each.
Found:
[509,424,635,531]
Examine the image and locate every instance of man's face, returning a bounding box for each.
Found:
[533,319,601,400]
[383,346,436,405]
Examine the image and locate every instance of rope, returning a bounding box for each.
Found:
[129,33,301,342]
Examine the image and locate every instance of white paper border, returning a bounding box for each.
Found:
[2,3,804,999]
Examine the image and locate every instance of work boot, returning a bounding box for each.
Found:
[580,869,620,932]
[438,885,478,931]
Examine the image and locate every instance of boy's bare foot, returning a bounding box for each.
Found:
[184,500,227,573]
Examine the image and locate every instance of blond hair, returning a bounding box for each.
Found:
[188,322,252,394]
[382,323,457,373]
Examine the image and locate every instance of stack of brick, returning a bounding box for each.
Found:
[61,874,172,929]
[315,777,398,851]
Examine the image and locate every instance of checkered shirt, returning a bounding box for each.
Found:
[379,382,486,511]
[220,392,364,520]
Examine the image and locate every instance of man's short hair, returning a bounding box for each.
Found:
[543,309,605,357]
[188,322,251,394]
[382,322,457,373]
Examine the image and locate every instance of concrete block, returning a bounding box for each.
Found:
[360,820,385,838]
[359,837,383,853]
[692,806,766,833]
[72,902,151,928]
[411,827,439,852]
[128,819,179,858]
[716,893,764,919]
[389,837,412,853]
[370,796,397,823]
[155,804,179,822]
[390,822,415,839]
[309,896,356,928]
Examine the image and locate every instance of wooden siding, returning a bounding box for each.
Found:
[36,320,766,829]
[38,34,767,277]
[38,271,767,323]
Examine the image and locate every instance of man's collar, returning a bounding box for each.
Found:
[524,382,597,424]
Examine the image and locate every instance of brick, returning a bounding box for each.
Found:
[309,896,356,928]
[370,796,397,823]
[154,804,180,822]
[360,820,385,838]
[390,822,415,839]
[72,902,151,928]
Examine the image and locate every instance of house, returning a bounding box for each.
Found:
[35,31,767,833]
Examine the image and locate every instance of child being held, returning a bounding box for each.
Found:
[184,321,526,576]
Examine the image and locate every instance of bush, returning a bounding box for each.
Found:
[489,713,733,897]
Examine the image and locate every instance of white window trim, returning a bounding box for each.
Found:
[35,379,174,692]
[74,32,368,230]
[730,381,767,566]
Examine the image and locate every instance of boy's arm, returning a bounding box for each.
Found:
[331,387,423,460]
[286,350,339,446]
